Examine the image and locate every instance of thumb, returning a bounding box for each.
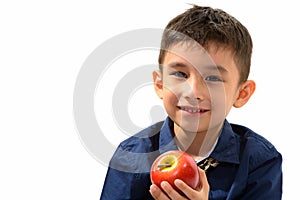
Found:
[197,168,210,192]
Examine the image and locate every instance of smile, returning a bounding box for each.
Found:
[178,106,209,114]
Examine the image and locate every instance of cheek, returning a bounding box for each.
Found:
[209,86,226,106]
[162,79,183,99]
[163,88,179,104]
[209,86,233,119]
[162,88,180,117]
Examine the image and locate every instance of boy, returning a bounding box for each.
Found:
[100,5,282,200]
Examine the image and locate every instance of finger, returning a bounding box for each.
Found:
[174,169,210,199]
[174,179,198,199]
[149,184,170,200]
[174,179,192,192]
[160,181,185,200]
[198,168,210,192]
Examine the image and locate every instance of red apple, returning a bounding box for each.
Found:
[150,150,200,193]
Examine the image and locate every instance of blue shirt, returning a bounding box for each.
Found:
[100,117,282,199]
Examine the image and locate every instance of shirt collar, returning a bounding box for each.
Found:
[158,117,178,154]
[210,120,240,164]
[158,117,240,164]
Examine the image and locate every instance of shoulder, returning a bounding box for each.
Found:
[230,123,281,169]
[231,123,275,150]
[109,121,164,173]
[118,120,164,153]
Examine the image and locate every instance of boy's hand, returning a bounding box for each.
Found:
[149,168,209,200]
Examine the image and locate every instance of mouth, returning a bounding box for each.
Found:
[177,106,209,114]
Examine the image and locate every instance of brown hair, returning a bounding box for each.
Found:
[158,5,253,83]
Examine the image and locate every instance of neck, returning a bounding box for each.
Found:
[173,123,223,158]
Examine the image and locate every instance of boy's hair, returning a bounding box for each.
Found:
[158,5,253,83]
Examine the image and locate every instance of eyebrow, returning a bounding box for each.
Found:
[167,61,229,74]
[204,65,229,73]
[167,61,189,68]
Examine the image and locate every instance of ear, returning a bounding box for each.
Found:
[152,70,163,99]
[233,80,256,108]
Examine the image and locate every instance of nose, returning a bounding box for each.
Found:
[183,75,206,101]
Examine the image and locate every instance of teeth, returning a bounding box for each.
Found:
[181,107,202,113]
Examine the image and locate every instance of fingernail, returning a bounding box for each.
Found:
[150,185,157,193]
[161,181,167,188]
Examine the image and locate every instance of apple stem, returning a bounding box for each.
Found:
[157,163,172,169]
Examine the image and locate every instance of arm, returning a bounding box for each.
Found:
[101,164,153,200]
[241,153,282,199]
[100,143,136,200]
[100,167,133,200]
[100,144,153,200]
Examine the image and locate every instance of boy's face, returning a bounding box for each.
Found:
[153,42,253,134]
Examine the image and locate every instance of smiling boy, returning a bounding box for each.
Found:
[100,5,282,200]
[152,40,253,159]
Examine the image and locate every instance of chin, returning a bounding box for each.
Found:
[175,119,208,133]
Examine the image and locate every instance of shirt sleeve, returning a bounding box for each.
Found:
[100,166,133,200]
[100,142,136,200]
[241,152,282,199]
[99,143,153,200]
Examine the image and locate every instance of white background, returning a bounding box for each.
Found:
[1,0,299,199]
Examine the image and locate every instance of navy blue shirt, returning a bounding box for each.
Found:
[100,118,282,199]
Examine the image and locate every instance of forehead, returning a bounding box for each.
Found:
[163,42,238,74]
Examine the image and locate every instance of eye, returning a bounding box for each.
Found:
[171,71,188,79]
[205,75,223,82]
